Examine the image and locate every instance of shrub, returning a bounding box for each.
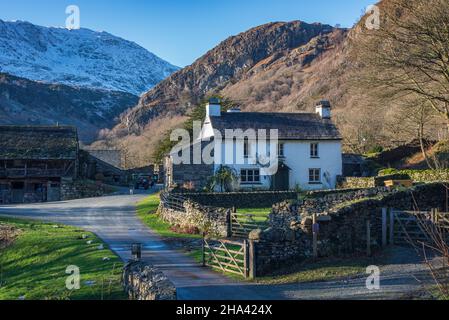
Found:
[378,168,399,176]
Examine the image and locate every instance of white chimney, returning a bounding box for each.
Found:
[315,100,331,119]
[206,98,221,117]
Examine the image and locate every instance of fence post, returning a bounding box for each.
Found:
[202,233,206,267]
[312,214,318,259]
[389,208,395,245]
[248,240,256,280]
[434,208,440,224]
[366,220,371,257]
[382,208,387,247]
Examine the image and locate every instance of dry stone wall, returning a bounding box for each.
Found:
[60,179,108,200]
[379,169,449,183]
[337,174,409,189]
[177,191,298,208]
[251,183,447,276]
[123,261,176,300]
[158,200,230,237]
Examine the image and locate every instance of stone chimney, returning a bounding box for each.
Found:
[206,97,221,117]
[315,100,331,119]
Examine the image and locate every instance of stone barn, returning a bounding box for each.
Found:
[0,126,79,204]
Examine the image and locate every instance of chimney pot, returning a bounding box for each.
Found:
[206,98,221,117]
[316,100,331,119]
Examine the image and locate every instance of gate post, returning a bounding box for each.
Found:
[382,208,388,247]
[226,209,232,238]
[389,208,395,245]
[366,220,371,257]
[248,240,256,280]
[243,239,248,278]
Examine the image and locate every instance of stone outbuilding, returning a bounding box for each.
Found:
[0,125,79,203]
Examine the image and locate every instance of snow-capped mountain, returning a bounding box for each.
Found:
[0,20,179,95]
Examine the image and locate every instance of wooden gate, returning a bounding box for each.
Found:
[230,212,268,239]
[388,209,449,245]
[202,238,255,278]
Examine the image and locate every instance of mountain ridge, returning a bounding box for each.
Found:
[119,20,337,132]
[0,72,138,142]
[0,19,179,95]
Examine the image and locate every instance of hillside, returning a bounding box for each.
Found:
[94,21,345,165]
[120,21,336,131]
[0,20,179,95]
[95,0,446,167]
[0,73,138,142]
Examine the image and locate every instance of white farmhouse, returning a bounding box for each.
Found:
[166,98,342,191]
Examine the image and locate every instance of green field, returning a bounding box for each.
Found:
[235,207,271,224]
[0,218,125,300]
[255,257,373,284]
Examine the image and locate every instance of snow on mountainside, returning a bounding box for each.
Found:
[0,20,179,95]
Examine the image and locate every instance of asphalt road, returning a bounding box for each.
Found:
[0,193,437,300]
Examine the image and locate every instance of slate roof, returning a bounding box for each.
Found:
[209,112,341,140]
[0,126,78,160]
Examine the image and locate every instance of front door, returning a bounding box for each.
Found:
[271,163,290,190]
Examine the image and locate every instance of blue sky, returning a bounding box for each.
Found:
[0,0,375,67]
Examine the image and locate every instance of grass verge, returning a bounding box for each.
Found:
[136,193,200,239]
[255,256,377,285]
[0,218,125,300]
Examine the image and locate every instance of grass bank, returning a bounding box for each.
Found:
[0,218,125,300]
[255,256,377,285]
[136,193,200,239]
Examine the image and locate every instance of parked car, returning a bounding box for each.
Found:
[133,175,154,190]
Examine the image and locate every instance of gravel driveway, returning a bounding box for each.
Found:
[0,193,438,300]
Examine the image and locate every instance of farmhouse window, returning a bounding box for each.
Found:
[278,143,285,157]
[309,168,321,184]
[244,139,249,158]
[310,143,319,158]
[241,169,260,183]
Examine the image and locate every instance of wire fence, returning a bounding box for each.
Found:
[159,191,188,212]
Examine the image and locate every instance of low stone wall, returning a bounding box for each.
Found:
[337,177,376,189]
[301,187,391,215]
[176,191,298,209]
[61,179,110,200]
[123,261,176,300]
[337,174,408,189]
[379,169,449,183]
[158,200,230,237]
[251,183,447,276]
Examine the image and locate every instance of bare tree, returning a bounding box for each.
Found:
[356,0,449,133]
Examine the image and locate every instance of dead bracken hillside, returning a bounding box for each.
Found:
[93,0,449,167]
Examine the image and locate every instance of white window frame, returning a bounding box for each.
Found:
[310,143,319,158]
[309,168,321,184]
[278,143,285,158]
[241,169,261,184]
[244,139,249,158]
